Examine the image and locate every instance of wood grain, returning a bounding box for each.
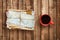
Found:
[9,30,14,40]
[57,0,60,40]
[0,0,59,40]
[25,31,31,40]
[41,0,49,40]
[18,30,23,40]
[13,30,18,40]
[19,0,23,10]
[49,0,53,40]
[0,0,3,40]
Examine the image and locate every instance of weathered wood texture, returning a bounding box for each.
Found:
[0,0,3,40]
[34,0,59,40]
[2,0,34,40]
[0,0,60,40]
[57,0,60,40]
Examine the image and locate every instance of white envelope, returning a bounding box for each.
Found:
[6,10,35,29]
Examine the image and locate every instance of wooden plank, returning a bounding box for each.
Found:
[6,29,10,40]
[8,0,17,9]
[36,0,42,40]
[56,0,60,40]
[23,0,26,10]
[13,30,18,40]
[41,27,48,40]
[18,30,23,40]
[41,0,49,40]
[2,28,10,40]
[2,29,7,40]
[19,30,26,40]
[25,0,30,6]
[34,0,39,40]
[9,30,14,40]
[0,0,3,40]
[3,0,6,23]
[42,0,49,15]
[19,0,23,10]
[34,0,41,40]
[34,0,38,40]
[30,0,34,10]
[49,0,54,40]
[53,0,57,40]
[8,30,18,40]
[23,30,26,40]
[7,0,11,9]
[12,0,17,9]
[3,0,10,40]
[31,31,34,40]
[25,31,32,40]
[2,0,7,40]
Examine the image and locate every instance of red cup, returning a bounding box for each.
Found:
[40,14,54,26]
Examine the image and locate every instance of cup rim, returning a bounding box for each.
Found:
[40,14,51,26]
